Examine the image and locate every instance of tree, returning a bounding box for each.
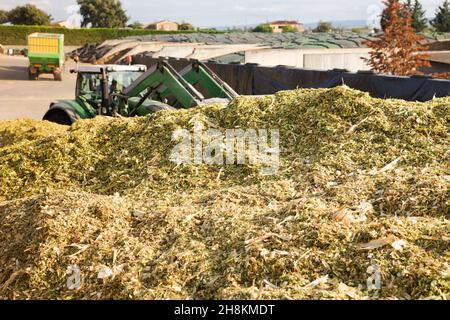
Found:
[129,21,143,29]
[313,21,333,32]
[380,1,408,30]
[0,10,8,24]
[77,0,128,28]
[179,22,194,31]
[431,0,450,32]
[406,0,428,32]
[364,0,430,76]
[7,5,51,26]
[282,25,298,33]
[252,24,273,33]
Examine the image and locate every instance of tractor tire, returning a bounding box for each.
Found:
[43,109,73,125]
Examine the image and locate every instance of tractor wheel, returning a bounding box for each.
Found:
[53,69,63,81]
[43,109,73,125]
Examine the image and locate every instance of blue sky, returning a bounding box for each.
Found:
[0,0,445,27]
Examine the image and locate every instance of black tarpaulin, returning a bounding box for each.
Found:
[251,66,450,101]
[131,55,450,101]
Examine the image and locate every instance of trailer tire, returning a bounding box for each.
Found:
[28,68,38,81]
[53,69,63,81]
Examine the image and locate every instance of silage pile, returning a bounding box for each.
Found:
[0,87,448,300]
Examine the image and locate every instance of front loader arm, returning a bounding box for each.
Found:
[122,60,204,109]
[159,60,239,101]
[181,61,239,100]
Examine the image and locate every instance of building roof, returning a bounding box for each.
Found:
[147,20,179,25]
[268,21,301,25]
[53,20,73,27]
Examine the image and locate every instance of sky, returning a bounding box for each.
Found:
[0,0,446,27]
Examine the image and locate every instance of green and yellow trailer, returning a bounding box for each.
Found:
[27,33,65,81]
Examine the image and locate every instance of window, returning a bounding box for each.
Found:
[77,71,143,98]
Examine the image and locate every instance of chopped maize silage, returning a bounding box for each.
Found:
[0,86,448,300]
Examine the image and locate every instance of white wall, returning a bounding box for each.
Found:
[303,52,370,71]
[244,49,304,68]
[244,48,372,72]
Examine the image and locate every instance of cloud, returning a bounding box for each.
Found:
[233,5,246,12]
[0,0,444,27]
[259,5,293,13]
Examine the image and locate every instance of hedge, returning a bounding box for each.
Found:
[0,25,221,46]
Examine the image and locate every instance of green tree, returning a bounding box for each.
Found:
[431,0,450,32]
[77,0,128,28]
[406,0,428,32]
[0,10,8,24]
[252,24,273,33]
[282,25,298,33]
[313,21,333,32]
[179,22,194,30]
[129,21,143,29]
[7,4,51,26]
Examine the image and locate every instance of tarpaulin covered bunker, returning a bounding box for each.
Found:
[132,56,450,101]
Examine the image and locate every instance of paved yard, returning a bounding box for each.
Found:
[0,54,78,120]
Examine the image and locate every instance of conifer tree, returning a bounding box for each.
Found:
[431,0,450,32]
[364,0,430,76]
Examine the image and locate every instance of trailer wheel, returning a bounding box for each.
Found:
[28,67,38,80]
[53,69,63,81]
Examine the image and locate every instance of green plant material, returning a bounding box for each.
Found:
[0,119,67,148]
[0,87,448,300]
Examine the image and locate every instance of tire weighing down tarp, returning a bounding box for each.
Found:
[133,56,450,101]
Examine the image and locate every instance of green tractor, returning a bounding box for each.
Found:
[43,60,238,125]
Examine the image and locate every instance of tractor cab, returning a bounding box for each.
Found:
[75,65,147,115]
[75,65,147,99]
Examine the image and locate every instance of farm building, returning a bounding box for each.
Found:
[145,20,179,31]
[268,20,305,33]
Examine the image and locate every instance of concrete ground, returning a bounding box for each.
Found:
[0,50,79,121]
